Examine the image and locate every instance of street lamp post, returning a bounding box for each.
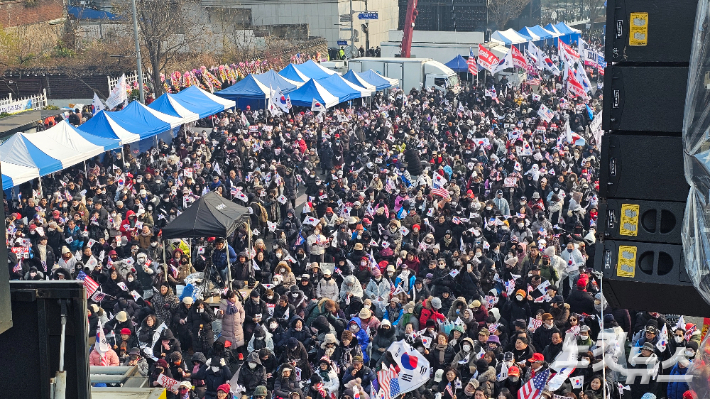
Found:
[130,0,145,103]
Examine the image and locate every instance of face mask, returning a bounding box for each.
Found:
[486,206,492,211]
[509,377,519,383]
[128,277,134,282]
[579,334,589,340]
[685,350,695,357]
[463,344,471,352]
[249,362,257,369]
[350,325,359,332]
[544,322,553,329]
[295,327,302,331]
[211,366,220,372]
[516,295,523,301]
[518,223,525,229]
[567,248,574,253]
[475,252,482,258]
[675,336,684,344]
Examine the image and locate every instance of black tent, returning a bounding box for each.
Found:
[162,192,249,239]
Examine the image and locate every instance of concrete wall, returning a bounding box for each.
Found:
[380,29,486,63]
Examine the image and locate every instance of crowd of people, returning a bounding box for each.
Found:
[4,35,705,399]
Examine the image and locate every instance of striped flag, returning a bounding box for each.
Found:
[77,270,100,298]
[431,188,450,200]
[377,364,399,399]
[467,48,477,74]
[518,368,550,399]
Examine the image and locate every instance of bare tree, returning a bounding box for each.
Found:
[488,0,532,30]
[587,0,605,31]
[119,0,206,97]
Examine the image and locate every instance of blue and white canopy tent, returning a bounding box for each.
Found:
[2,162,39,190]
[214,74,272,110]
[279,64,310,83]
[254,69,302,91]
[287,79,340,108]
[149,93,200,124]
[342,70,378,93]
[357,70,398,90]
[171,86,235,118]
[79,110,142,144]
[295,60,338,80]
[491,29,530,46]
[317,74,369,102]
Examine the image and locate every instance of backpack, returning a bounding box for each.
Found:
[252,202,268,224]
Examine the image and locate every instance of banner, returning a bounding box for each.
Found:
[157,373,180,394]
[387,340,431,393]
[511,46,527,69]
[106,74,128,110]
[0,98,33,115]
[538,104,555,122]
[477,44,500,73]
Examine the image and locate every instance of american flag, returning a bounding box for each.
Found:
[377,364,400,399]
[446,382,454,398]
[518,368,550,399]
[77,271,100,298]
[467,47,477,74]
[431,188,451,200]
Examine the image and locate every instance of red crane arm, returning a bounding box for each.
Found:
[400,0,418,58]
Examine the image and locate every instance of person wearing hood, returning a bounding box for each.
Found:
[306,374,329,399]
[238,352,268,396]
[152,328,182,362]
[383,297,403,326]
[346,317,371,363]
[340,274,364,304]
[273,294,295,327]
[316,268,339,302]
[273,363,303,399]
[188,299,215,354]
[192,356,233,399]
[371,320,396,367]
[453,337,479,380]
[274,261,297,289]
[502,289,532,326]
[248,325,275,353]
[189,352,208,397]
[419,297,446,328]
[365,267,391,312]
[395,302,419,340]
[244,289,269,341]
[217,290,246,348]
[278,316,315,349]
[153,281,179,325]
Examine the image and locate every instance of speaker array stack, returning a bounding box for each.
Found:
[596,0,710,315]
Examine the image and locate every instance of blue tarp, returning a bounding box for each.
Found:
[110,101,172,140]
[445,55,470,73]
[171,86,226,118]
[357,70,395,90]
[530,25,554,40]
[551,22,581,44]
[295,60,336,80]
[316,74,361,102]
[0,134,62,176]
[67,5,122,20]
[253,70,299,93]
[287,79,340,108]
[279,64,309,83]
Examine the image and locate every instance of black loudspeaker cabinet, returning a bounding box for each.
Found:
[602,66,688,132]
[0,281,90,399]
[605,0,698,64]
[597,199,685,244]
[599,134,689,202]
[595,240,710,316]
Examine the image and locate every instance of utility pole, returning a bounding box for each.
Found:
[350,0,355,58]
[130,0,145,103]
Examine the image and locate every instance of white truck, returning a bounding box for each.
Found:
[348,57,460,93]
